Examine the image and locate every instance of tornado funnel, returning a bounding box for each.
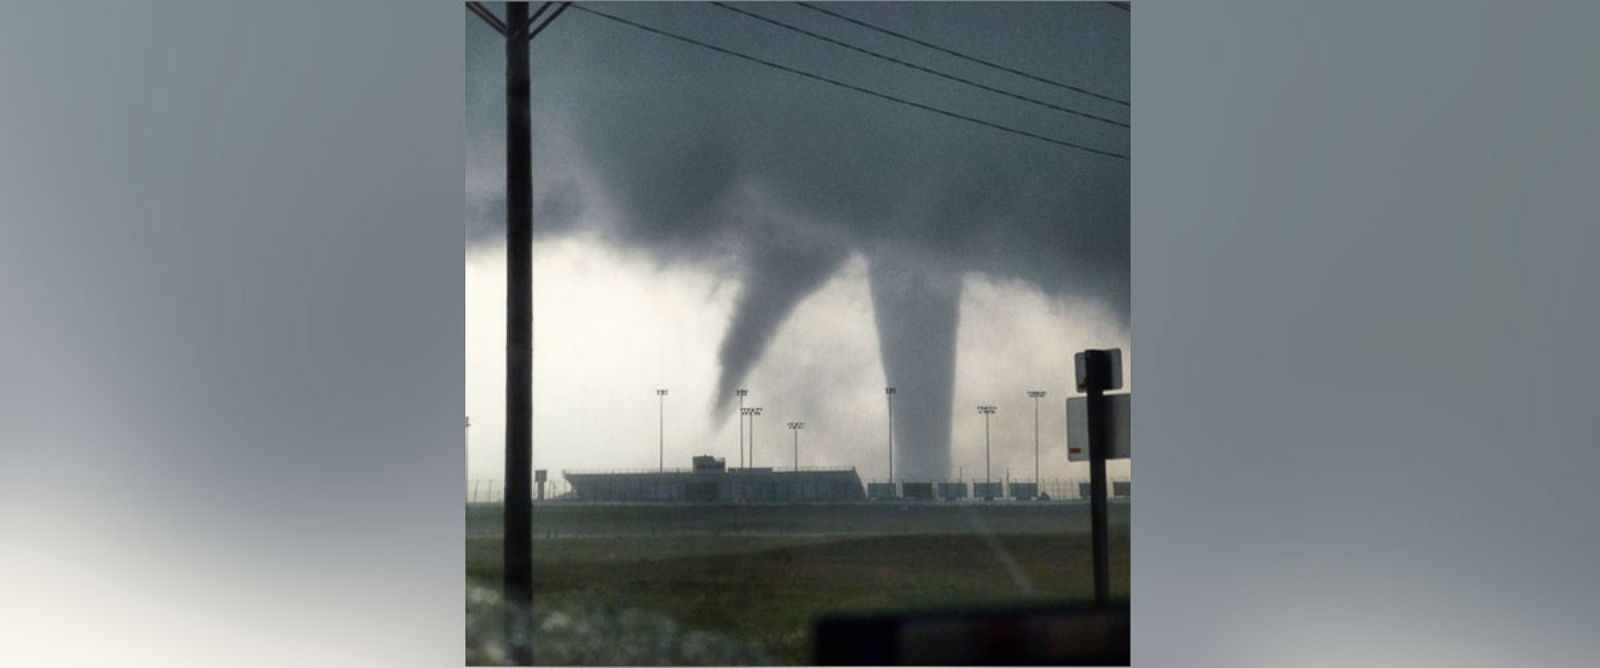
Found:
[869,252,962,481]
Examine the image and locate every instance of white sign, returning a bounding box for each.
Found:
[1067,393,1131,461]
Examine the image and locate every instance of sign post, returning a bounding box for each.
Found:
[1074,349,1123,608]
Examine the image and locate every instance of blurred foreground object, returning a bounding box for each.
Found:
[814,602,1129,666]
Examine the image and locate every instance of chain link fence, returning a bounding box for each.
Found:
[467,477,576,504]
[466,477,1127,503]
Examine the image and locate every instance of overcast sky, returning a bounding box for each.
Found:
[466,2,1129,485]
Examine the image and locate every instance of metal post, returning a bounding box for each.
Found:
[501,4,534,660]
[657,389,668,472]
[978,406,996,500]
[741,407,761,469]
[788,422,804,471]
[745,404,758,466]
[736,389,747,468]
[749,408,761,468]
[885,387,895,484]
[1084,350,1112,607]
[1029,391,1046,488]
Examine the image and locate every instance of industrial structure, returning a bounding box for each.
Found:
[470,476,1130,504]
[564,455,866,503]
[550,452,1130,505]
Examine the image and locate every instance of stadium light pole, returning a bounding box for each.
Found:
[978,406,997,500]
[742,407,763,467]
[736,388,748,468]
[752,407,762,467]
[885,387,896,484]
[657,389,668,472]
[1028,391,1046,487]
[788,422,805,471]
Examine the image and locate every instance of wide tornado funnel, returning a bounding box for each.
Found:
[868,251,962,482]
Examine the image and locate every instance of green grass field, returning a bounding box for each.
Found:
[466,502,1129,665]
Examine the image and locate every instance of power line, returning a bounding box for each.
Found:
[794,2,1129,108]
[466,2,508,37]
[709,2,1127,130]
[518,2,553,38]
[527,2,571,41]
[468,2,570,42]
[1105,2,1132,14]
[568,5,1128,161]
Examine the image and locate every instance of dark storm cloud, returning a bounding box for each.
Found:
[465,173,585,245]
[467,2,1128,478]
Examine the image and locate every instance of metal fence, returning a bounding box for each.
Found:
[467,477,576,504]
[559,465,857,475]
[466,477,1129,504]
[864,479,1131,500]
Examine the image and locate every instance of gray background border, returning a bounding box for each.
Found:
[1133,1,1599,665]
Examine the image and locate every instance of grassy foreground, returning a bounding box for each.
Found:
[466,502,1129,665]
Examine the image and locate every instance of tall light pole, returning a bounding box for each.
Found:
[657,389,668,472]
[1028,391,1046,487]
[742,407,763,467]
[885,387,896,483]
[788,422,805,471]
[736,388,748,468]
[978,406,997,500]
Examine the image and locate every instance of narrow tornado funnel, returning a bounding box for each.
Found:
[868,251,962,482]
[712,229,847,415]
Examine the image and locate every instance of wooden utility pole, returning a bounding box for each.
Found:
[501,3,534,664]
